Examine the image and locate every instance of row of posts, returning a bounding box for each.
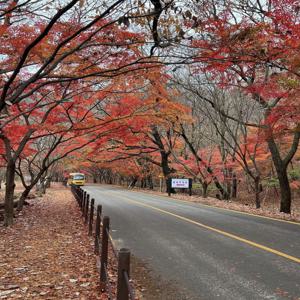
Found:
[72,186,133,300]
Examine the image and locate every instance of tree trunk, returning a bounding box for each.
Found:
[277,169,291,213]
[41,181,46,194]
[18,169,46,211]
[36,180,44,194]
[128,177,138,188]
[17,187,31,211]
[202,182,208,198]
[45,178,51,188]
[267,137,292,214]
[214,179,229,200]
[4,161,16,226]
[231,174,237,198]
[150,126,174,179]
[224,168,232,200]
[254,176,261,209]
[160,152,173,178]
[148,176,154,190]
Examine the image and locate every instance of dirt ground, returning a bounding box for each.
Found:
[0,186,113,300]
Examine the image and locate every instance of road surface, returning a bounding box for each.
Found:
[83,185,300,300]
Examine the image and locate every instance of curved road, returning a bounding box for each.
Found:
[83,185,300,300]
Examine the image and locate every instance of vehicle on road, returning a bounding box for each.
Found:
[67,173,86,186]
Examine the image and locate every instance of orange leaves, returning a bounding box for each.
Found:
[191,0,300,101]
[0,24,9,37]
[290,180,300,189]
[246,79,288,102]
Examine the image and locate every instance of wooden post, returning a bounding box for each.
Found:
[82,191,86,215]
[94,205,102,255]
[100,216,109,290]
[78,188,81,205]
[89,198,95,235]
[75,187,79,204]
[79,188,82,200]
[81,191,84,211]
[85,195,90,224]
[75,188,77,202]
[117,248,130,300]
[77,188,80,206]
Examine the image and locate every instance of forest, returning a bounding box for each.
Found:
[1,0,300,226]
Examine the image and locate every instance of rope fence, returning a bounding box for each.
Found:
[71,185,136,300]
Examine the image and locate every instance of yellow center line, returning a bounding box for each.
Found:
[108,192,300,264]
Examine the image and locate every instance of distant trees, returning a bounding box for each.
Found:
[171,73,268,206]
[184,0,300,213]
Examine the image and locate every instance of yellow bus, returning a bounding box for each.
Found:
[67,173,86,186]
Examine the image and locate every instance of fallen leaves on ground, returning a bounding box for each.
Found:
[0,186,113,299]
[130,187,300,223]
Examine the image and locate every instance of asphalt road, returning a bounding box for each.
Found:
[83,185,300,300]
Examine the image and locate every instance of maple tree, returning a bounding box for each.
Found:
[171,74,267,205]
[82,70,191,188]
[177,0,300,213]
[2,0,300,228]
[170,143,218,198]
[0,0,182,226]
[229,128,271,209]
[5,75,166,224]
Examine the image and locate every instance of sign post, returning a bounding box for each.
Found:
[167,178,192,196]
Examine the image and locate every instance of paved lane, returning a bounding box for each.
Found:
[83,185,300,300]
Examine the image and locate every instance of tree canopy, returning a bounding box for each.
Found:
[1,0,300,226]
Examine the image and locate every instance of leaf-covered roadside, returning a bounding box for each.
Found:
[130,187,300,223]
[0,186,109,299]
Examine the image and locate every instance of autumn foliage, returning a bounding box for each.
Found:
[1,0,300,227]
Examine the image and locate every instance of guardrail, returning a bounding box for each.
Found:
[71,186,136,300]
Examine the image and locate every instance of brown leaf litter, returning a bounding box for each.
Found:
[0,186,112,300]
